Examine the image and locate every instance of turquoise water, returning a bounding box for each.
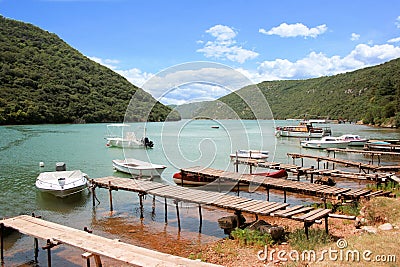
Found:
[1,120,399,265]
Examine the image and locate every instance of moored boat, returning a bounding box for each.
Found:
[275,121,331,138]
[338,134,368,146]
[300,136,350,149]
[229,150,269,160]
[35,162,88,198]
[112,158,166,178]
[173,169,288,186]
[105,123,154,148]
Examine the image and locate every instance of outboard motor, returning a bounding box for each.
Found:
[55,162,66,171]
[143,137,154,148]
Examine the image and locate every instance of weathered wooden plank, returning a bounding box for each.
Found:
[291,208,324,221]
[277,207,315,218]
[304,209,332,222]
[1,215,220,267]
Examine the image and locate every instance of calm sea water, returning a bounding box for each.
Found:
[1,120,399,265]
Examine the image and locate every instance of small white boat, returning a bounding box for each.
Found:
[230,150,269,160]
[112,158,166,178]
[301,136,350,149]
[105,123,154,148]
[338,134,368,146]
[35,163,88,198]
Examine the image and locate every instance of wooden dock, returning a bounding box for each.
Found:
[180,167,379,200]
[0,215,221,267]
[287,152,400,172]
[90,177,333,239]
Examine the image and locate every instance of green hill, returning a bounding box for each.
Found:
[188,58,400,127]
[0,16,180,125]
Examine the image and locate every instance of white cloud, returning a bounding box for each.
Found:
[197,25,259,63]
[115,68,154,88]
[396,16,400,28]
[256,43,400,80]
[388,37,400,43]
[88,56,119,70]
[351,33,360,41]
[259,22,327,38]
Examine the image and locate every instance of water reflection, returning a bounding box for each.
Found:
[36,190,91,212]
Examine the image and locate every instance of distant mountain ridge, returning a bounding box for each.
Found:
[176,58,400,127]
[0,16,180,124]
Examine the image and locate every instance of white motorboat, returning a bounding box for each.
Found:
[301,136,350,149]
[338,134,368,146]
[230,150,269,160]
[105,123,154,148]
[35,163,88,198]
[112,158,166,178]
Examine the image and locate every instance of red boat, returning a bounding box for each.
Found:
[173,169,288,186]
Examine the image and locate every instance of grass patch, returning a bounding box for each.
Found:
[366,181,400,197]
[289,228,332,251]
[363,197,400,225]
[230,228,274,247]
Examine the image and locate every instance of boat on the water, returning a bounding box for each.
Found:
[275,121,331,138]
[338,134,368,146]
[364,140,400,152]
[173,169,288,186]
[229,150,269,160]
[300,136,350,149]
[112,158,166,178]
[105,123,154,148]
[35,162,88,198]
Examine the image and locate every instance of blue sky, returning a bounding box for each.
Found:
[2,0,400,104]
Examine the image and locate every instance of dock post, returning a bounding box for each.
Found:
[152,195,156,217]
[164,198,168,224]
[310,166,314,183]
[325,216,329,235]
[43,239,53,267]
[283,190,287,203]
[174,200,181,231]
[1,223,4,265]
[266,186,270,201]
[34,238,39,262]
[108,181,113,212]
[235,152,239,173]
[198,205,202,233]
[92,183,96,207]
[304,222,310,239]
[139,193,144,219]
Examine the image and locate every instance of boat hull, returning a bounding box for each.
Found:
[35,170,88,198]
[301,141,349,149]
[173,169,287,186]
[112,159,166,178]
[106,138,143,148]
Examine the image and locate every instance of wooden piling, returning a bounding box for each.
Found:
[283,190,287,203]
[198,205,202,233]
[175,200,181,231]
[139,193,144,219]
[34,238,39,262]
[1,223,4,265]
[152,195,156,216]
[164,198,168,223]
[43,239,53,267]
[108,181,113,212]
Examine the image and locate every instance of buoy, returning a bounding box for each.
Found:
[39,162,45,167]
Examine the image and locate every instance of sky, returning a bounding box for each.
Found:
[2,0,400,105]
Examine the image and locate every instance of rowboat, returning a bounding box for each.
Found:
[35,162,88,198]
[112,158,166,178]
[173,169,288,186]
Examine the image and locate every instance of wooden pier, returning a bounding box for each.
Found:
[287,152,400,173]
[90,177,334,239]
[0,215,220,267]
[180,166,381,200]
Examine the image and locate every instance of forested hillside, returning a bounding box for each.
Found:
[0,16,180,125]
[188,58,400,127]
